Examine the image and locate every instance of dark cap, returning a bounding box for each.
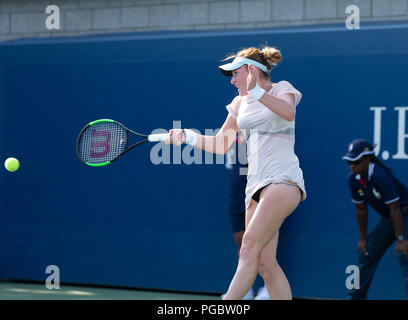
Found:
[342,139,375,161]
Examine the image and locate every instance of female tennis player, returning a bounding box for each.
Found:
[166,46,306,300]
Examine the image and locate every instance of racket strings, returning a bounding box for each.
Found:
[79,122,128,164]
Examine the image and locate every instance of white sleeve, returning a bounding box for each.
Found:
[275,81,302,106]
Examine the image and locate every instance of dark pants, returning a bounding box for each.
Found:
[349,211,408,300]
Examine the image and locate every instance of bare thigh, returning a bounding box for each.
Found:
[244,183,301,253]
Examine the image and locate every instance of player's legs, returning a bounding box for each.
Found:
[258,231,292,299]
[256,184,299,300]
[222,214,254,300]
[223,201,258,300]
[223,183,301,300]
[232,227,255,299]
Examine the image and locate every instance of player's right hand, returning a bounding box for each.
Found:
[357,239,368,256]
[165,129,185,146]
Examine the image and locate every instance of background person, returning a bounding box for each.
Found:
[343,139,408,299]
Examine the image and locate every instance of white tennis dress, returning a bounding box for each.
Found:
[226,80,307,209]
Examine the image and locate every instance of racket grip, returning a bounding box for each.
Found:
[148,133,169,142]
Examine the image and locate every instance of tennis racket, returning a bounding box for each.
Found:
[76,119,168,167]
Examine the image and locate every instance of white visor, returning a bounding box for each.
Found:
[219,57,269,76]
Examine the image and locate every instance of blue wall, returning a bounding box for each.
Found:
[0,21,407,299]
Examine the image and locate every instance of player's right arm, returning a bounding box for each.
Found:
[166,114,238,155]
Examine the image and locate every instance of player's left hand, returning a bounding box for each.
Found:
[395,239,408,259]
[246,65,259,92]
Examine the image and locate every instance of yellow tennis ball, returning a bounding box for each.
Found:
[5,157,20,172]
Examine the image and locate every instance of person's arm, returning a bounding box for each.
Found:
[193,114,238,155]
[258,93,295,121]
[246,65,296,121]
[374,168,408,257]
[355,202,369,255]
[388,201,408,258]
[388,201,405,239]
[356,202,368,241]
[166,114,238,155]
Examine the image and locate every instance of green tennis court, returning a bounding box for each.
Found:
[0,281,220,300]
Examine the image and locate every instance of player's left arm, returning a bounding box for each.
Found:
[246,65,296,121]
[258,92,296,121]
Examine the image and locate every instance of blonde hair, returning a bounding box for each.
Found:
[224,46,282,77]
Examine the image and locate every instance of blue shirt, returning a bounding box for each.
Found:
[348,163,408,219]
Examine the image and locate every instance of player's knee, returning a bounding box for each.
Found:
[258,256,279,280]
[239,233,261,261]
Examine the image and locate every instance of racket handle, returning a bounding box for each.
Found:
[148,133,169,142]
